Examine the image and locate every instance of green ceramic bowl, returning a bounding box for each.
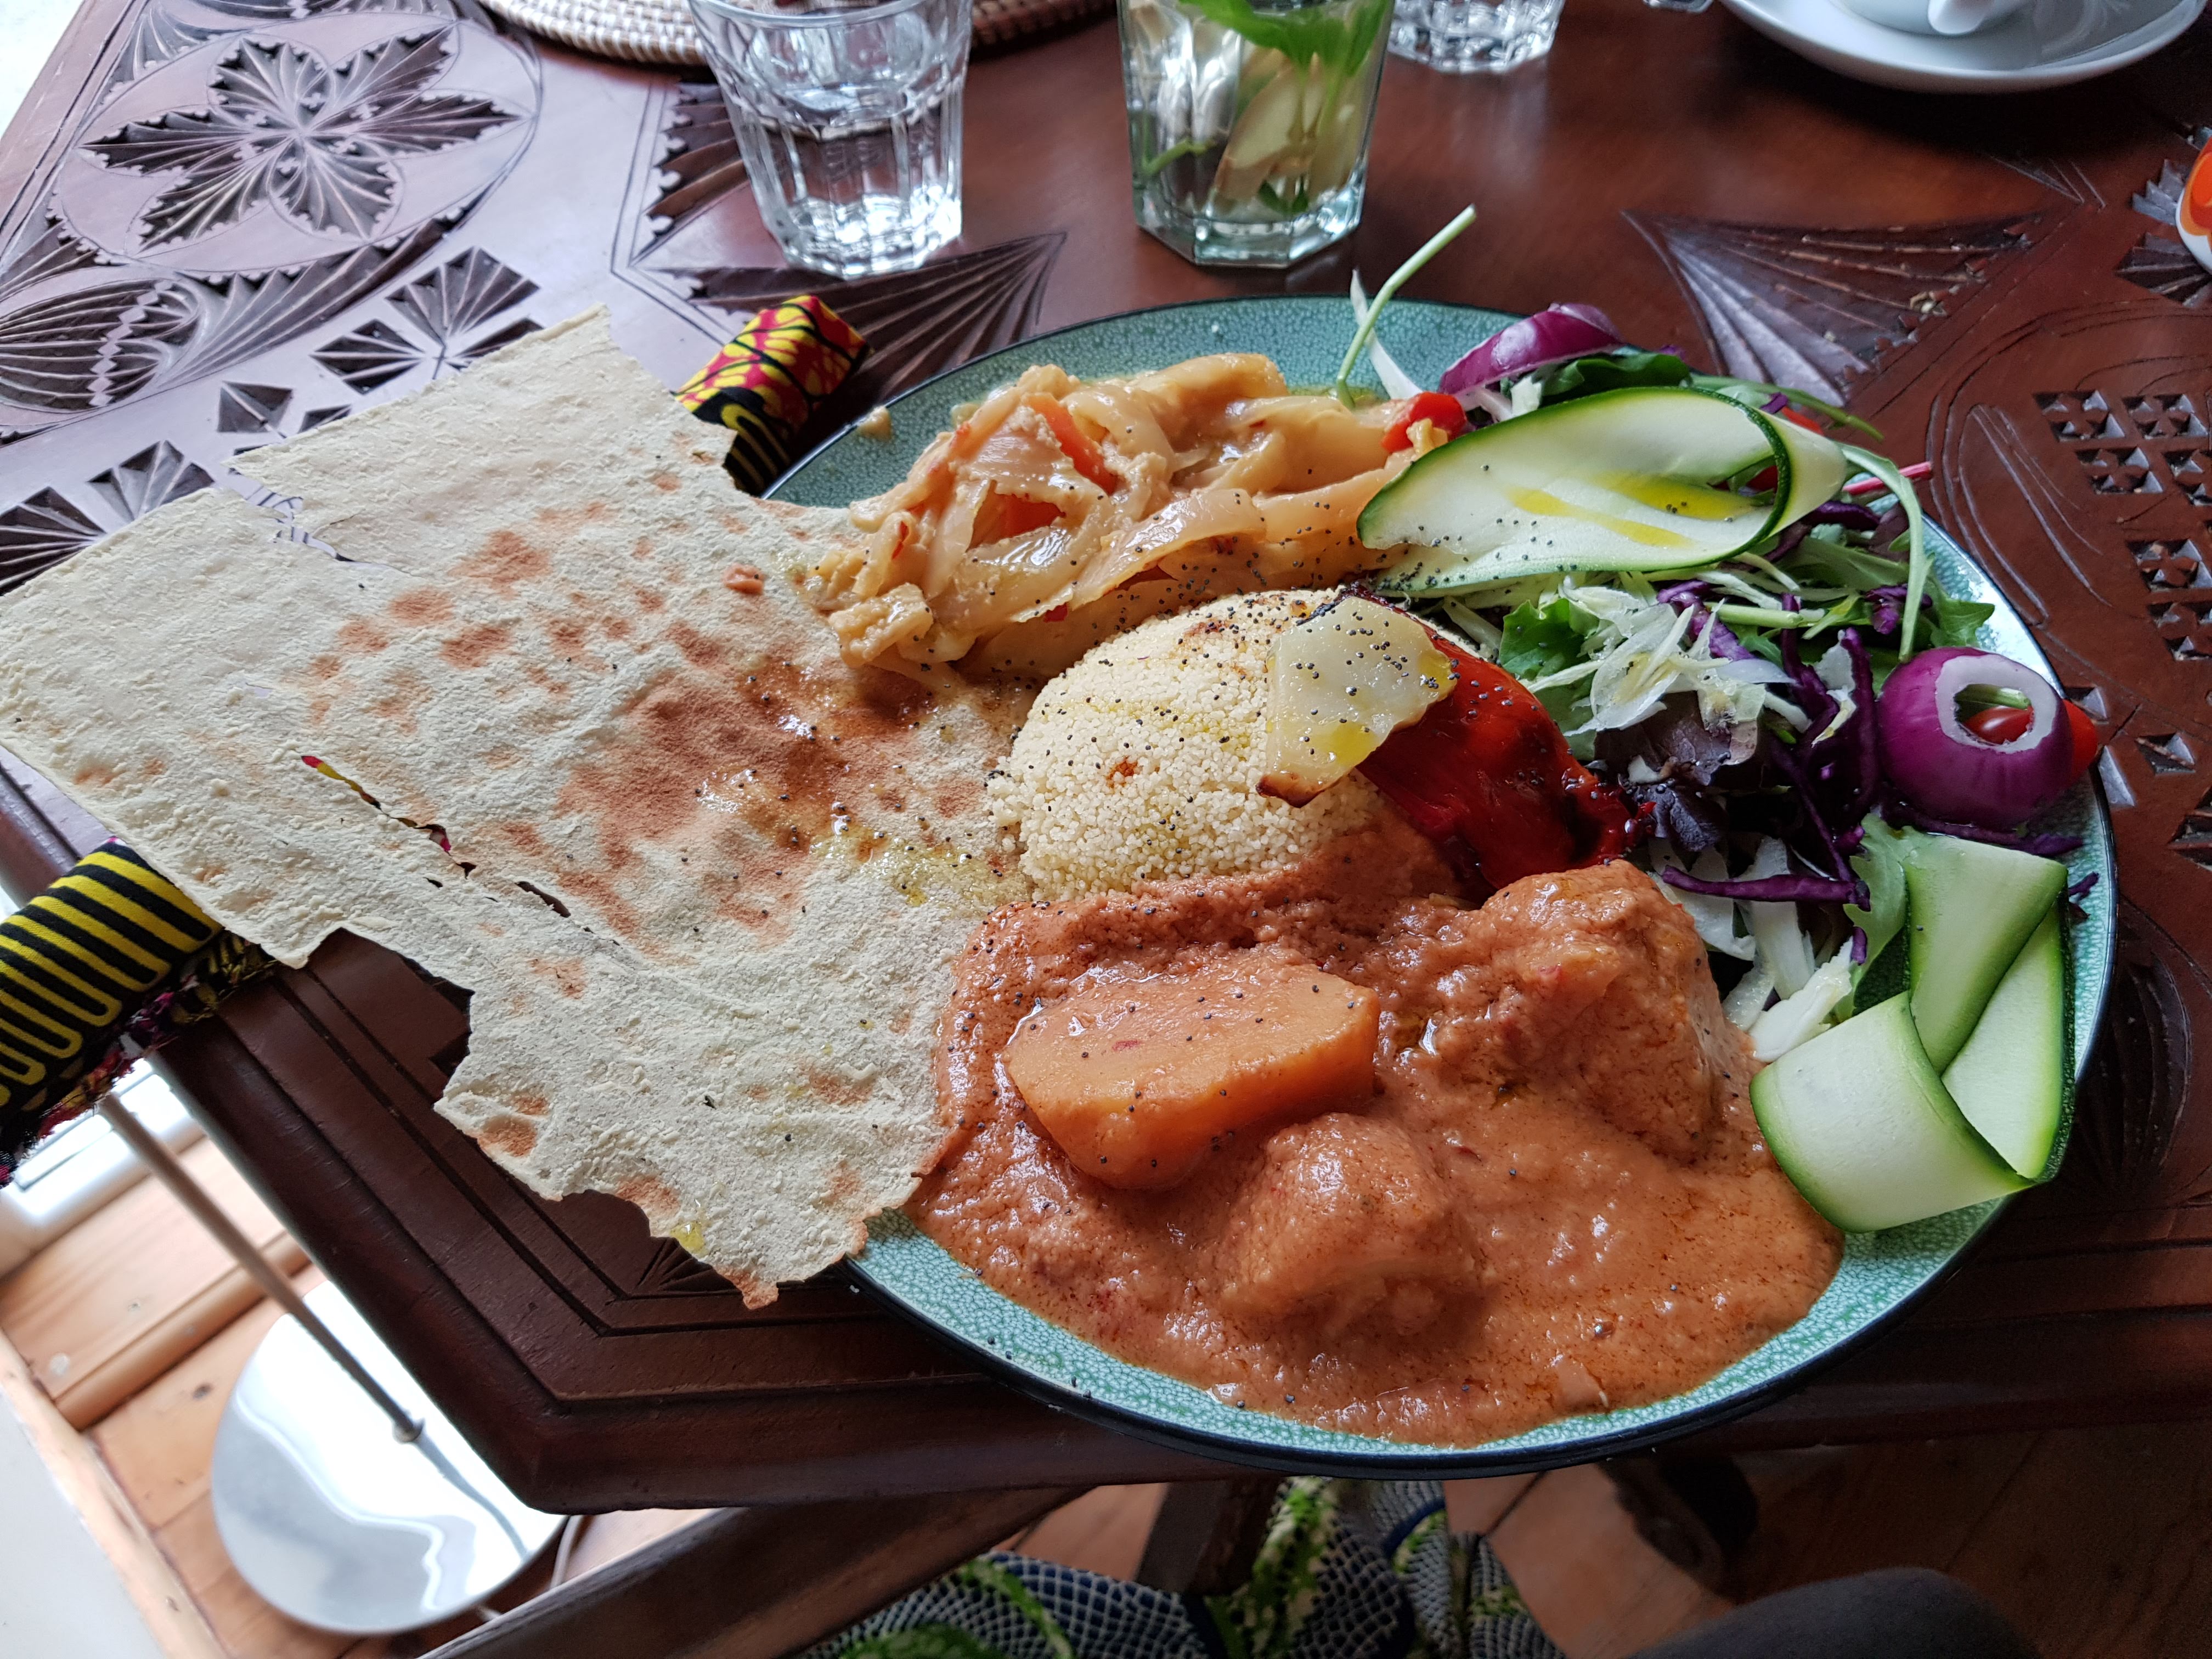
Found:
[772,296,2117,1476]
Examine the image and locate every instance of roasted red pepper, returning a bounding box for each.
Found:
[1383,391,1470,453]
[1357,631,1639,893]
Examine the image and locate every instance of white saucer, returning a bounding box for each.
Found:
[1719,0,2205,90]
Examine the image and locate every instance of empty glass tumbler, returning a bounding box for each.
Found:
[1389,0,1564,71]
[688,0,969,278]
[1119,0,1395,267]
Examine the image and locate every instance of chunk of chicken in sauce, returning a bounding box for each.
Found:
[1221,1113,1482,1338]
[809,357,1448,683]
[1385,864,1735,1162]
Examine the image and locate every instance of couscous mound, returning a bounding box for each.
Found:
[988,590,1384,900]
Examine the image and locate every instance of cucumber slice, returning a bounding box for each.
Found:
[1904,835,2067,1071]
[1751,994,2028,1233]
[1362,386,1846,592]
[1942,909,2066,1182]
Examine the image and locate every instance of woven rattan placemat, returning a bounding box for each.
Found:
[482,0,1112,65]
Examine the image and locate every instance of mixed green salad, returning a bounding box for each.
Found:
[1340,222,2103,1237]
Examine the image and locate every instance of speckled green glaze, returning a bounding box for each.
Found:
[771,296,2118,1476]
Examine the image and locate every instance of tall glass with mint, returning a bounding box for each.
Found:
[1118,0,1395,267]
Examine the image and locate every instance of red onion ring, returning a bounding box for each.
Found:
[1875,647,2074,830]
[1437,304,1627,404]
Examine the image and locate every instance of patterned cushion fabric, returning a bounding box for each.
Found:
[808,1479,1564,1659]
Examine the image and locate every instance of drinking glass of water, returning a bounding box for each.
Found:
[687,0,969,278]
[1388,0,1564,71]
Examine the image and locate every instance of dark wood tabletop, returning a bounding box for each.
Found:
[7,0,2212,1512]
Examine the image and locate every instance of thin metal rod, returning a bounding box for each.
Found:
[95,1093,422,1441]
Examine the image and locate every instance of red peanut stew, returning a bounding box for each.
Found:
[916,815,1840,1446]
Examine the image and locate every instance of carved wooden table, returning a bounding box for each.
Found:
[6,0,2212,1511]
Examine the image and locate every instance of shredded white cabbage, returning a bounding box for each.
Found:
[1520,585,1801,742]
[1744,836,1819,997]
[1437,596,1503,656]
[1724,964,1776,1030]
[1651,845,1755,960]
[1810,642,1857,744]
[1749,946,1854,1060]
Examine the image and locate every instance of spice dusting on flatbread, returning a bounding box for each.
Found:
[0,311,1030,1305]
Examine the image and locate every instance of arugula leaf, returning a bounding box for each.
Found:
[1785,527,1907,590]
[1846,816,1911,969]
[1736,626,1783,665]
[1841,444,1928,656]
[1499,596,1595,680]
[1499,597,1596,731]
[1335,205,1475,402]
[1536,351,1694,404]
[1842,816,1914,1014]
[1929,592,1995,650]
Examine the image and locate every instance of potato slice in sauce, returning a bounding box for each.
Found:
[1259,596,1455,806]
[1005,957,1379,1189]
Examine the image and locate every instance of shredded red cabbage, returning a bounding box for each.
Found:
[1866,583,1942,639]
[1807,500,1883,531]
[1839,631,1881,818]
[1661,867,1862,904]
[1701,613,1755,660]
[1654,584,1759,662]
[1881,799,2083,860]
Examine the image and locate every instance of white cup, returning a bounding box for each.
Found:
[1836,0,2030,32]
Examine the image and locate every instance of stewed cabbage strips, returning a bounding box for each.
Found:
[808,356,1441,681]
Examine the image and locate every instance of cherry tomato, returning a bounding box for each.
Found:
[1962,704,2035,745]
[1745,411,1824,493]
[2064,701,2102,781]
[1961,701,2103,785]
[1384,391,1470,452]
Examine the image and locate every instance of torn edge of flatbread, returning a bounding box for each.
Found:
[0,310,1032,1305]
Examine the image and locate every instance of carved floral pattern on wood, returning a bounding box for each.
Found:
[0,0,539,445]
[1627,213,2035,404]
[80,30,519,250]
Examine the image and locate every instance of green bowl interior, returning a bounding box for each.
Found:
[772,295,2118,1474]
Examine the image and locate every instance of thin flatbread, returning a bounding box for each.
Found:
[0,311,1031,1304]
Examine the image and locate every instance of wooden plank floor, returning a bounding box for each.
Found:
[1733,1427,2212,1659]
[11,1137,2212,1659]
[0,1136,307,1427]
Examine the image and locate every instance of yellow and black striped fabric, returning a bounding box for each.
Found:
[0,843,219,1175]
[676,294,871,494]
